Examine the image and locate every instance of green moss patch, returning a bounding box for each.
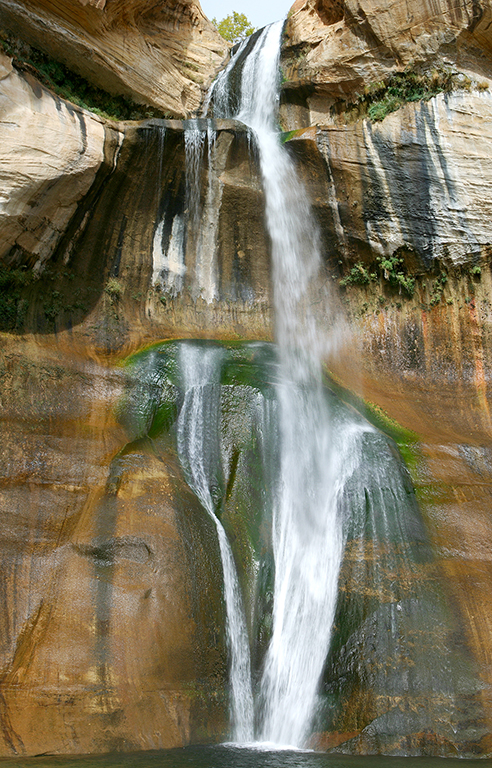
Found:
[326,371,421,476]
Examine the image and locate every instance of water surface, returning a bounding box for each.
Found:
[0,746,489,768]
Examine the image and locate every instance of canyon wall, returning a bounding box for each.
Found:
[1,0,492,757]
[282,0,492,121]
[0,0,229,117]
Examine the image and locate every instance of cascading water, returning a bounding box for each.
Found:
[208,22,359,746]
[176,343,255,742]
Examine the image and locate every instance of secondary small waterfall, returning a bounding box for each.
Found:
[208,22,357,746]
[176,343,255,741]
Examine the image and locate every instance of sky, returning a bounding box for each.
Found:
[200,0,292,30]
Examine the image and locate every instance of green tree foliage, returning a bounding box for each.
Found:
[212,11,255,44]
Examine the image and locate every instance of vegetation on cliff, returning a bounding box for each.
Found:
[338,254,485,317]
[334,68,488,123]
[340,253,416,297]
[212,12,255,44]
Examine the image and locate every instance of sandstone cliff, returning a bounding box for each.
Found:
[1,0,492,758]
[0,52,109,273]
[0,0,229,117]
[282,0,492,125]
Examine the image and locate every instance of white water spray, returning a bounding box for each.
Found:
[209,21,357,746]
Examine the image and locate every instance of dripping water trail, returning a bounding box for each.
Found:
[184,119,219,302]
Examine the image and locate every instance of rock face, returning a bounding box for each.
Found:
[0,338,228,755]
[291,90,492,267]
[0,0,229,117]
[282,0,492,125]
[0,60,271,343]
[283,95,492,754]
[0,52,109,272]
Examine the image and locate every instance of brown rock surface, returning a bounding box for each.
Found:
[0,336,228,754]
[0,0,229,117]
[282,0,492,122]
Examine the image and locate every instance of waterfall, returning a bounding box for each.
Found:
[176,343,255,742]
[122,22,470,753]
[208,22,356,747]
[152,120,219,299]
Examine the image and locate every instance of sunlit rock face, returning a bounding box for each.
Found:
[0,337,228,755]
[282,0,492,124]
[3,1,492,757]
[288,91,492,268]
[0,60,272,346]
[0,52,109,273]
[0,0,229,117]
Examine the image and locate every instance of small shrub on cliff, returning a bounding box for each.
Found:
[339,253,416,298]
[377,255,416,297]
[105,278,123,302]
[212,12,255,44]
[339,262,375,287]
[428,270,448,306]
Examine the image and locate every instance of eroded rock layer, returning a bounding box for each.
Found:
[282,0,492,125]
[0,52,109,273]
[0,0,229,117]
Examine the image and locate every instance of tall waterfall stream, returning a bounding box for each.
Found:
[210,23,364,746]
[179,21,370,747]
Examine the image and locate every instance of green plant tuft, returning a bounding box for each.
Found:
[0,267,33,330]
[377,255,416,297]
[105,278,123,300]
[339,262,374,287]
[428,270,448,306]
[339,252,416,299]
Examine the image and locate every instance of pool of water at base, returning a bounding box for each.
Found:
[0,745,489,768]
